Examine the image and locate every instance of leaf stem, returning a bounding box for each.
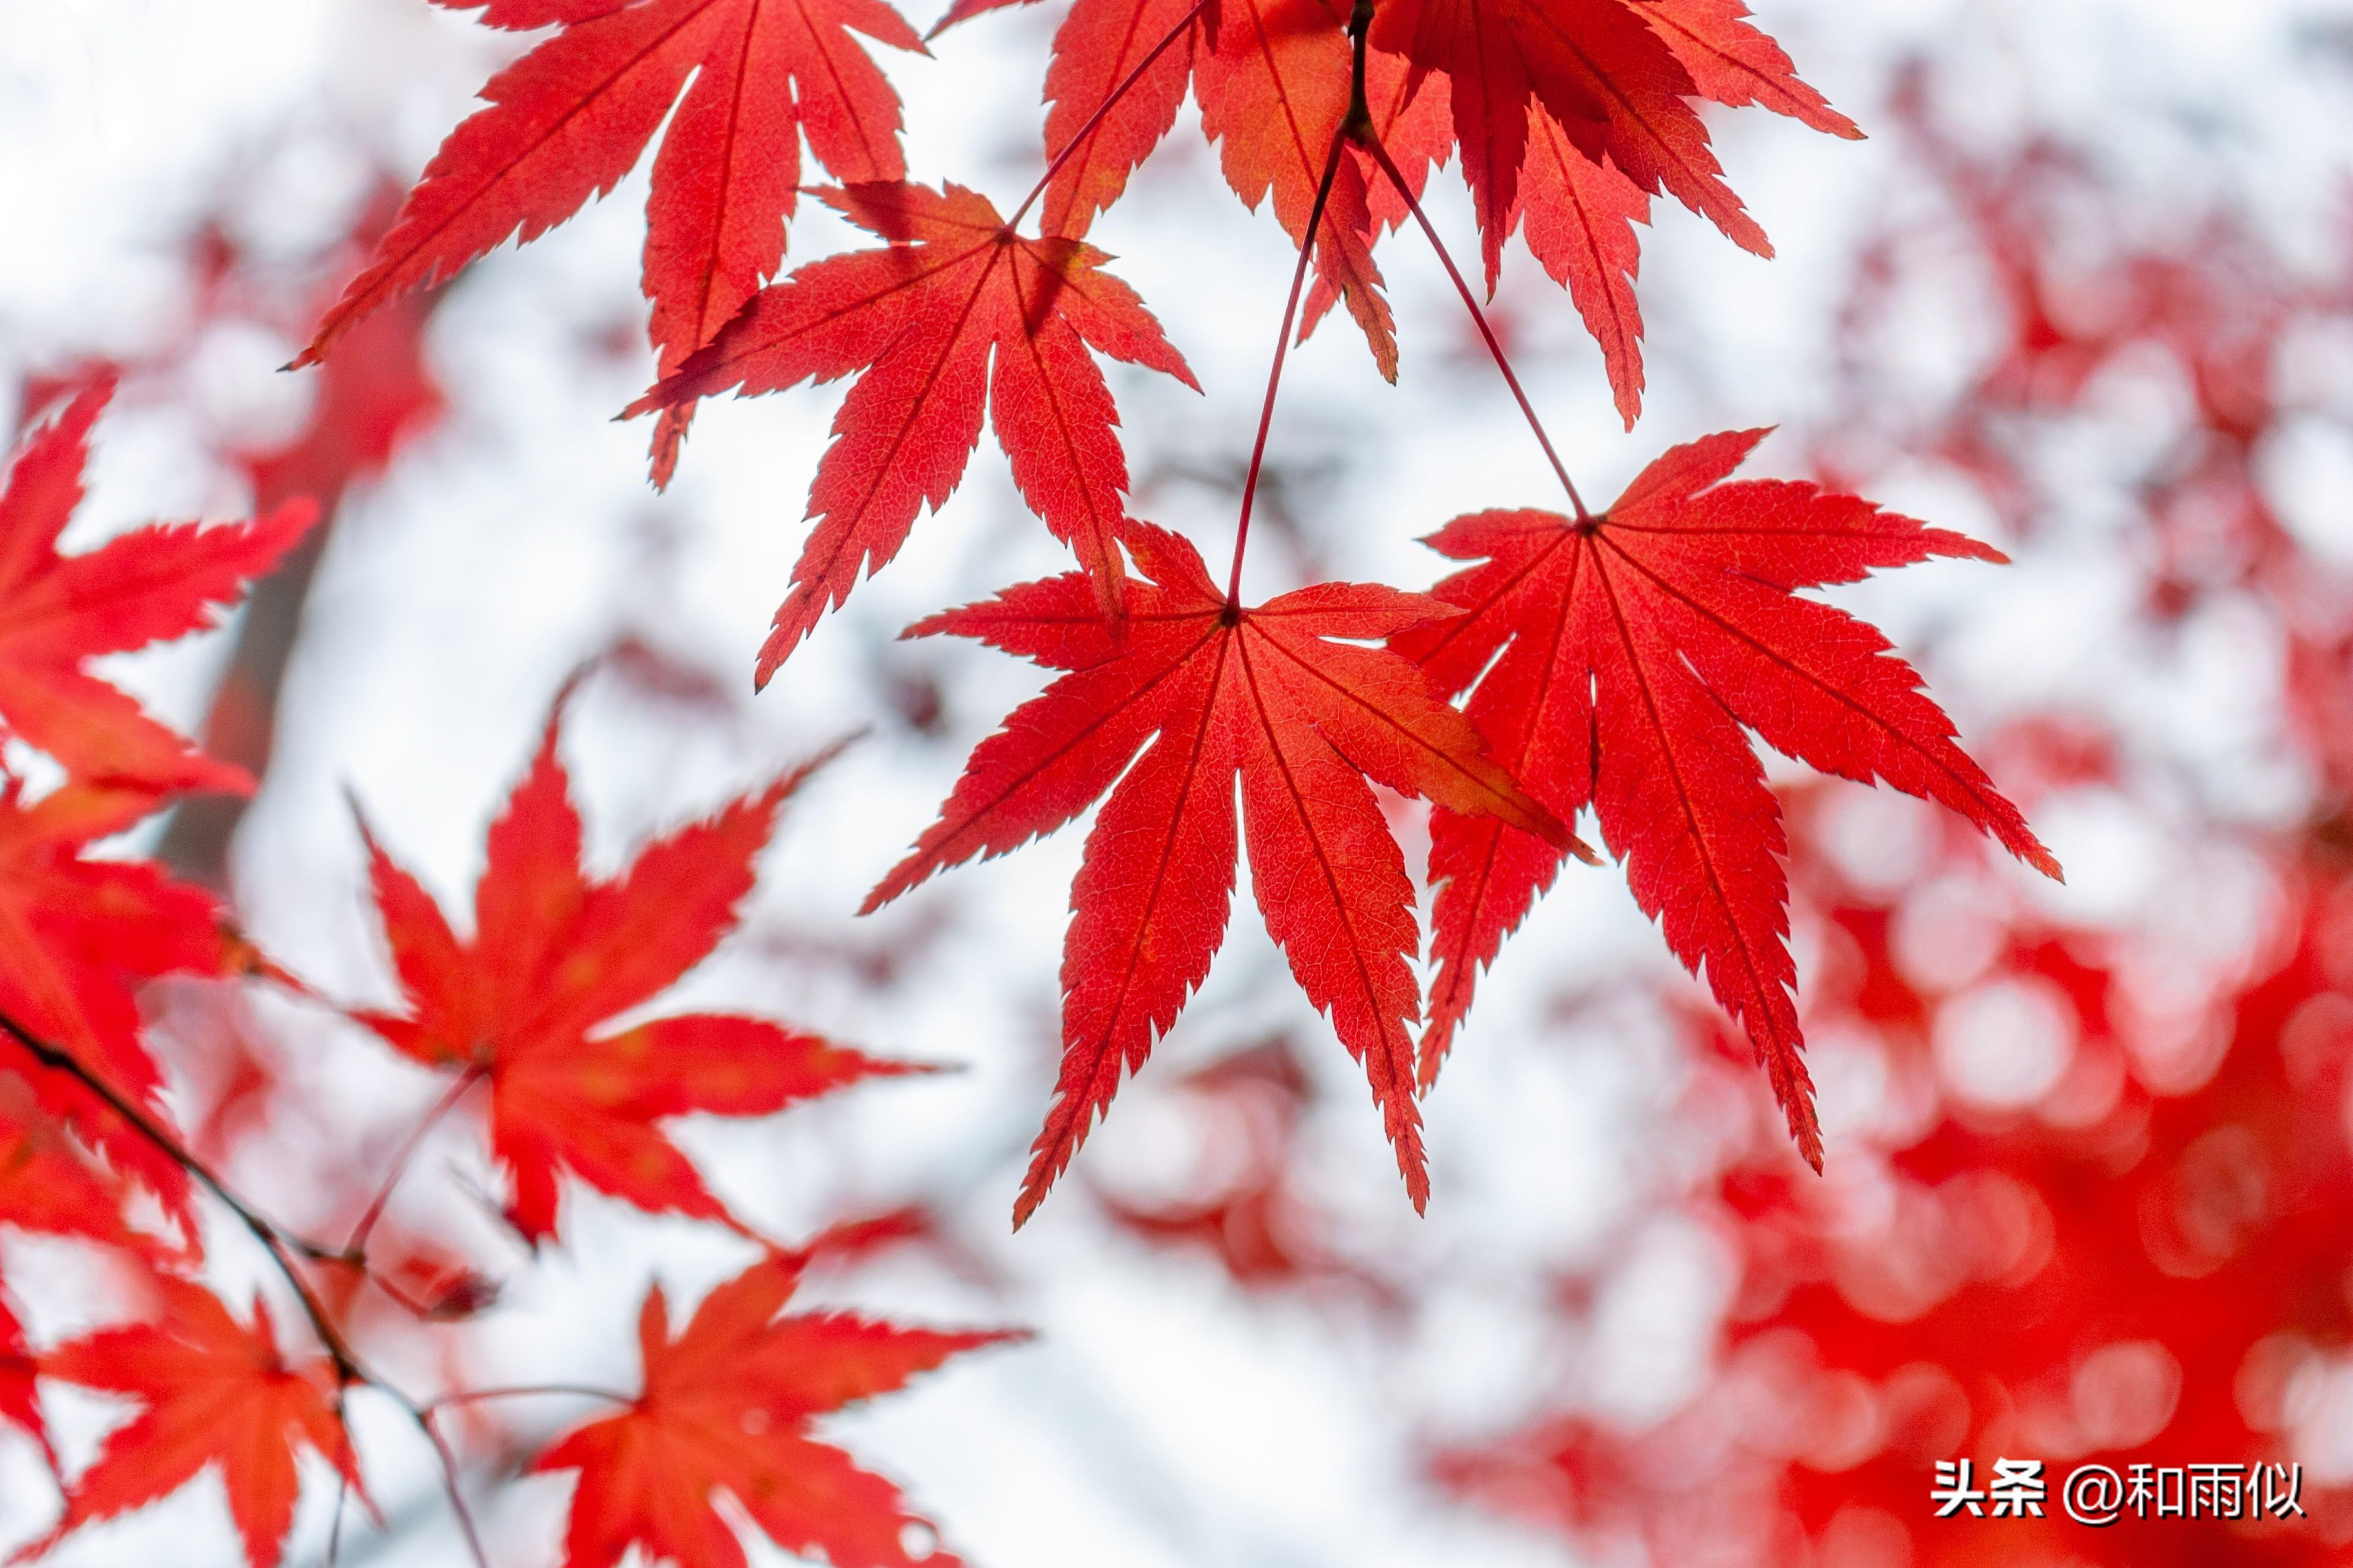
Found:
[1227,126,1351,604]
[1225,0,1387,601]
[1008,0,1213,233]
[344,1067,485,1260]
[423,1383,634,1414]
[1357,132,1591,521]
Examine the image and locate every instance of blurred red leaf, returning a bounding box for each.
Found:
[536,1252,1017,1568]
[21,1275,365,1568]
[354,704,921,1244]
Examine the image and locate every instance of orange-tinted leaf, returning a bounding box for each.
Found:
[867,522,1580,1224]
[1395,432,2057,1162]
[535,1253,1016,1568]
[1196,0,1398,376]
[20,1276,364,1568]
[356,705,919,1243]
[630,182,1196,681]
[1370,0,1766,263]
[0,383,319,795]
[1038,0,1204,237]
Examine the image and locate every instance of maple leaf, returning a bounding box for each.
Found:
[628,182,1197,681]
[0,382,319,795]
[863,521,1582,1224]
[0,780,249,1224]
[1369,0,1772,272]
[1356,75,1654,426]
[296,0,927,486]
[535,1252,1016,1568]
[355,705,919,1243]
[1195,0,1400,374]
[1394,431,2057,1165]
[17,1274,366,1568]
[1356,0,1855,423]
[0,1070,175,1264]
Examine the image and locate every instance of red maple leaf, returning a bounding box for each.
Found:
[355,705,920,1243]
[630,182,1197,680]
[951,0,1850,417]
[1393,431,2057,1165]
[0,383,319,796]
[862,520,1582,1224]
[0,780,249,1223]
[948,0,1402,374]
[18,1274,366,1568]
[297,0,926,484]
[535,1251,1016,1568]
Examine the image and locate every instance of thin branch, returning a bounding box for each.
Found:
[1357,132,1592,521]
[0,1004,491,1568]
[344,1067,485,1260]
[1227,126,1352,604]
[424,1383,634,1415]
[1008,0,1214,233]
[0,1005,369,1378]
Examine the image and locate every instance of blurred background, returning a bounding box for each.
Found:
[4,0,2353,1563]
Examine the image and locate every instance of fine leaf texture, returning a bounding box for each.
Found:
[1393,431,2058,1165]
[0,780,248,1224]
[355,707,916,1243]
[535,1252,1016,1568]
[0,382,320,794]
[18,1276,365,1568]
[629,182,1197,681]
[865,521,1582,1225]
[298,0,927,485]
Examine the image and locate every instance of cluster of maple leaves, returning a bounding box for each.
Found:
[0,233,1006,1565]
[0,0,2129,1561]
[288,0,2061,1222]
[1114,65,2353,1565]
